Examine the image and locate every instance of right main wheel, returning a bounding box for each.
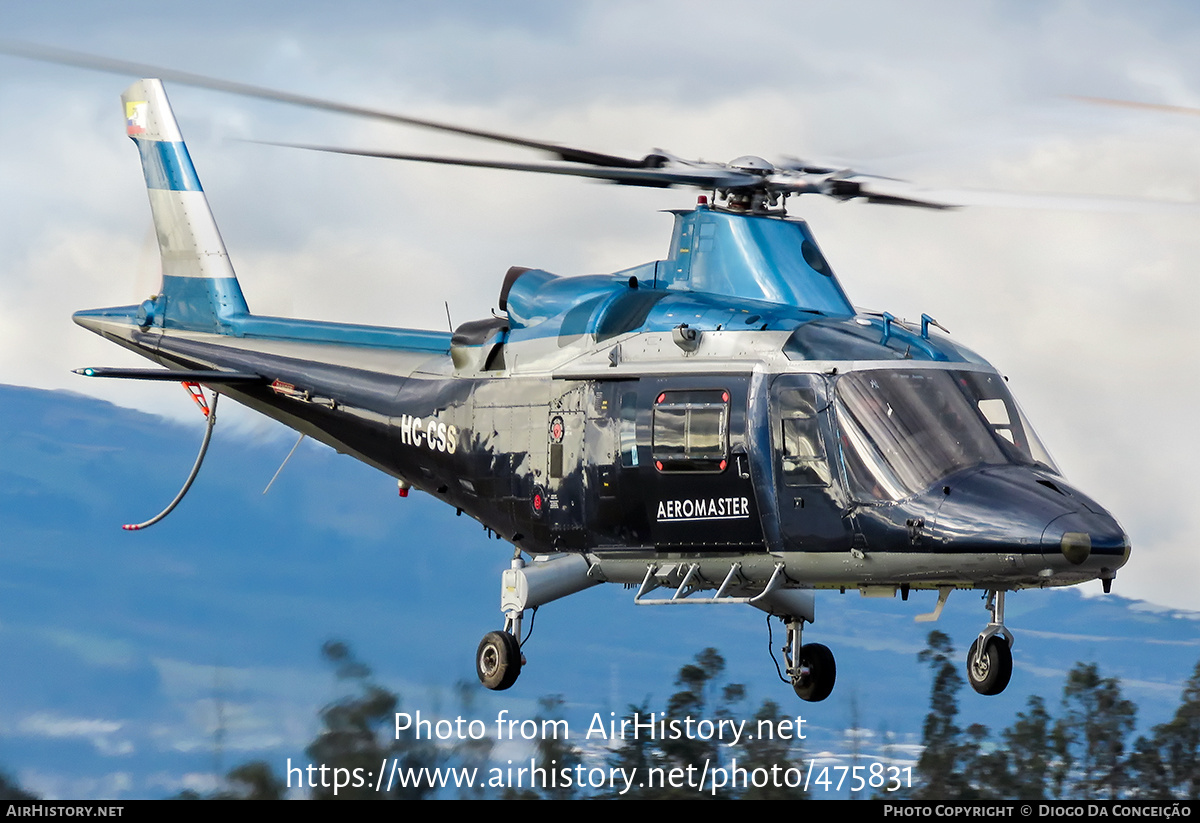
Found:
[966,636,1012,696]
[476,631,522,691]
[792,642,836,702]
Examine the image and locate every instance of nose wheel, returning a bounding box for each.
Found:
[792,642,837,702]
[966,635,1012,695]
[784,618,836,702]
[966,590,1014,696]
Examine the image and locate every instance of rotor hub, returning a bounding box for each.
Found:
[728,155,776,175]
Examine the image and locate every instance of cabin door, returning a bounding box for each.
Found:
[769,373,851,552]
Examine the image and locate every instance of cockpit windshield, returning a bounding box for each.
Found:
[835,368,1058,501]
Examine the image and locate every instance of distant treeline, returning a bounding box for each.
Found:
[15,632,1187,800]
[912,630,1199,800]
[176,632,1197,800]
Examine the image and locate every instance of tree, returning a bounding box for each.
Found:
[608,648,747,799]
[0,772,36,801]
[306,640,439,799]
[1159,660,1200,798]
[1058,662,1136,799]
[1127,733,1172,799]
[221,761,286,800]
[1049,711,1073,800]
[1002,695,1051,799]
[531,695,582,800]
[1131,660,1200,798]
[449,680,494,800]
[913,631,978,799]
[606,700,656,799]
[735,698,807,799]
[964,722,1009,800]
[661,647,742,775]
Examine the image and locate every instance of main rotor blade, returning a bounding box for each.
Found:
[775,155,904,182]
[0,40,648,168]
[1069,95,1200,117]
[798,177,957,209]
[911,187,1200,214]
[792,172,1199,214]
[258,140,759,188]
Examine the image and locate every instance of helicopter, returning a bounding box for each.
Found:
[18,47,1130,703]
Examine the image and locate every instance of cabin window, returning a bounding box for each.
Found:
[652,390,728,473]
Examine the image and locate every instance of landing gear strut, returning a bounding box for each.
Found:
[784,617,836,702]
[476,562,527,692]
[966,590,1014,696]
[474,552,598,691]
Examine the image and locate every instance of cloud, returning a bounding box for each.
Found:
[20,770,134,802]
[40,628,138,668]
[17,712,133,755]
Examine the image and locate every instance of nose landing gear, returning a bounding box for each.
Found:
[966,590,1014,696]
[784,617,837,702]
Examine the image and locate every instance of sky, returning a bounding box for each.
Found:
[0,0,1197,620]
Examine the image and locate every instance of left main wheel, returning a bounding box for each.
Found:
[966,636,1012,696]
[477,631,522,691]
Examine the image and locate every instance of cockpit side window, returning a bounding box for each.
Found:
[776,388,831,487]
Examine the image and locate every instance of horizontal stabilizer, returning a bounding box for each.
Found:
[74,367,263,383]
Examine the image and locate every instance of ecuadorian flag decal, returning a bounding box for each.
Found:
[126,100,147,135]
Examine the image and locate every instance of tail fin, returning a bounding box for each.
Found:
[123,78,249,332]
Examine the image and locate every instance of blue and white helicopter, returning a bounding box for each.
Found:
[19,47,1128,702]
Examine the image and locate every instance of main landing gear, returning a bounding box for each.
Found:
[783,616,837,702]
[475,564,528,692]
[474,552,599,691]
[966,590,1014,696]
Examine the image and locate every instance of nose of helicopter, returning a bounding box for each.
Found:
[932,465,1129,583]
[1040,507,1130,573]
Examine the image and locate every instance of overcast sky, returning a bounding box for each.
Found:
[1,0,1197,610]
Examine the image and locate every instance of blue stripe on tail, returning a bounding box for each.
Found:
[133,139,203,192]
